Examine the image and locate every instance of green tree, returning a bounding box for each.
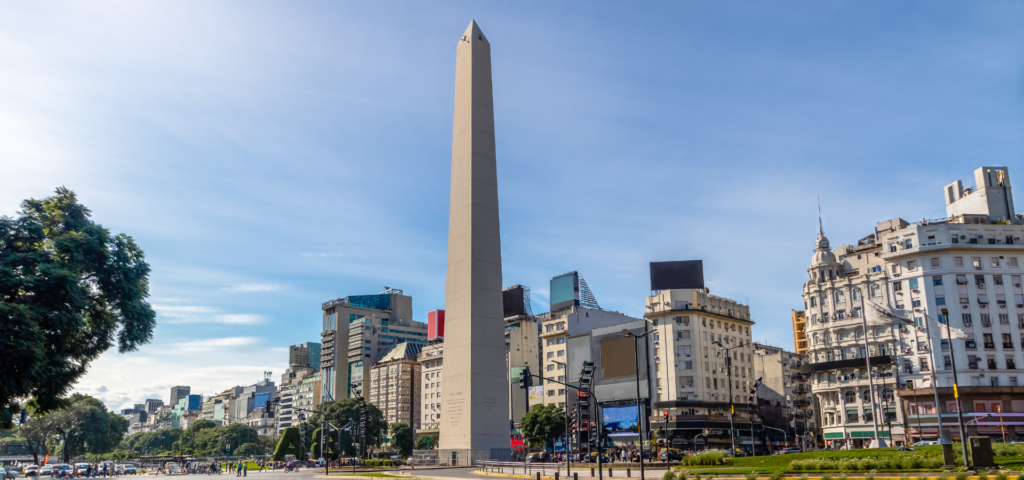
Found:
[61,394,128,457]
[235,443,262,457]
[521,405,565,451]
[0,188,156,428]
[191,423,259,457]
[119,428,181,455]
[414,432,438,450]
[304,399,387,457]
[389,423,413,457]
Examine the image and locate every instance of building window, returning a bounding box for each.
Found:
[931,258,941,268]
[955,257,964,267]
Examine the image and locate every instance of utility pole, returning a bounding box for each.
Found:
[622,329,654,480]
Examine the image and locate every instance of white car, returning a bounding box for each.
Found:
[23,467,38,477]
[74,464,90,476]
[117,465,136,475]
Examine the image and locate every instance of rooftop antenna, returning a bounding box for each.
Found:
[818,196,823,234]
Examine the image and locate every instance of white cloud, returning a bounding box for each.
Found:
[171,336,260,352]
[220,283,283,293]
[153,304,268,325]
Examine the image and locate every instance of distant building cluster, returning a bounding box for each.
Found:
[121,165,1024,451]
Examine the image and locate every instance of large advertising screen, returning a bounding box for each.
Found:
[602,405,640,436]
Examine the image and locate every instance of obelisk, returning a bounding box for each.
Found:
[440,20,510,462]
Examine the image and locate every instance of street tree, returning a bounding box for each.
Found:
[414,432,438,450]
[0,188,156,428]
[521,405,566,451]
[305,399,387,456]
[389,423,413,457]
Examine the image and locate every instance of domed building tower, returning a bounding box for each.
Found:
[801,222,912,448]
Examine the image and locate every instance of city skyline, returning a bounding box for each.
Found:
[1,2,1021,412]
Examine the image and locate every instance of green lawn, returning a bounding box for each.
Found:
[673,446,1024,475]
[331,474,414,478]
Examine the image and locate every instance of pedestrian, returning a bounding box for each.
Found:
[242,464,247,478]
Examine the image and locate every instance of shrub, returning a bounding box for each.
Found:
[677,472,687,480]
[821,474,832,480]
[769,472,782,480]
[980,471,989,480]
[694,474,701,480]
[900,475,911,480]
[865,470,876,480]
[746,473,757,480]
[799,475,809,480]
[995,471,1008,480]
[936,472,949,480]
[956,472,969,480]
[663,471,676,480]
[837,473,848,480]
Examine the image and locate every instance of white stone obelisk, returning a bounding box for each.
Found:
[439,20,510,461]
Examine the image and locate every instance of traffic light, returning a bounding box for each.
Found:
[265,399,274,418]
[519,367,533,390]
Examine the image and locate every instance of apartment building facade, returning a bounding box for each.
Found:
[369,342,423,428]
[646,288,761,451]
[752,342,818,450]
[418,340,444,434]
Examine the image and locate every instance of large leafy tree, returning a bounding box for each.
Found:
[60,394,129,458]
[119,428,181,454]
[305,399,387,457]
[389,423,413,457]
[521,405,565,451]
[414,432,438,450]
[191,423,259,457]
[0,188,156,427]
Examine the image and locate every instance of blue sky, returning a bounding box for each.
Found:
[2,1,1021,411]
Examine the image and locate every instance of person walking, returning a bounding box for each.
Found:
[242,464,247,478]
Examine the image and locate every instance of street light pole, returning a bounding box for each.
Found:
[622,329,654,480]
[712,341,742,456]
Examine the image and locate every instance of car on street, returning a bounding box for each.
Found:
[23,466,38,477]
[74,464,90,476]
[1,467,18,479]
[116,464,136,475]
[53,465,73,477]
[911,441,937,446]
[658,448,683,460]
[774,447,803,455]
[38,466,52,477]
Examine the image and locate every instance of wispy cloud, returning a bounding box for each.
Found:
[220,283,284,293]
[153,304,268,325]
[172,336,261,352]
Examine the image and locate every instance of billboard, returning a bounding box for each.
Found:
[650,261,704,291]
[427,309,445,339]
[602,405,640,436]
[503,286,527,318]
[550,272,579,312]
[528,386,545,406]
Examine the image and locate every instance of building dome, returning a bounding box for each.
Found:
[811,232,838,266]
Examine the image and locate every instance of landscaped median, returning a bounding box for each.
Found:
[668,444,1024,477]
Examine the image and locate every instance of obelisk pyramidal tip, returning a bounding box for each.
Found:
[439,20,510,462]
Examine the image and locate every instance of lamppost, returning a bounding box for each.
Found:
[622,329,655,480]
[712,340,743,456]
[553,360,571,477]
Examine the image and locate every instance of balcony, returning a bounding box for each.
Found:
[968,363,979,370]
[985,343,996,350]
[1008,361,1017,369]
[988,361,998,370]
[966,341,977,349]
[1005,342,1015,349]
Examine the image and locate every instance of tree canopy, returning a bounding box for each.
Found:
[521,405,565,451]
[389,423,413,457]
[414,432,438,450]
[10,394,128,464]
[1,188,156,427]
[304,398,387,457]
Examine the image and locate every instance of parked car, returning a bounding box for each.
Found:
[659,448,683,461]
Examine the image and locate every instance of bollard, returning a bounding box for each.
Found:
[574,473,578,480]
[537,473,541,480]
[627,469,631,478]
[591,468,595,477]
[556,472,560,480]
[609,468,613,477]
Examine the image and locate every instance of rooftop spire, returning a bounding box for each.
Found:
[817,196,823,235]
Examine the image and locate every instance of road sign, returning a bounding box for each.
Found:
[382,438,390,443]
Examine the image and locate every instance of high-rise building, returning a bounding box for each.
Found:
[752,342,818,451]
[144,399,164,413]
[369,342,423,428]
[289,342,322,369]
[646,286,758,451]
[801,166,1024,447]
[427,310,445,340]
[792,310,808,355]
[169,386,190,408]
[320,288,427,402]
[417,340,444,434]
[277,366,315,432]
